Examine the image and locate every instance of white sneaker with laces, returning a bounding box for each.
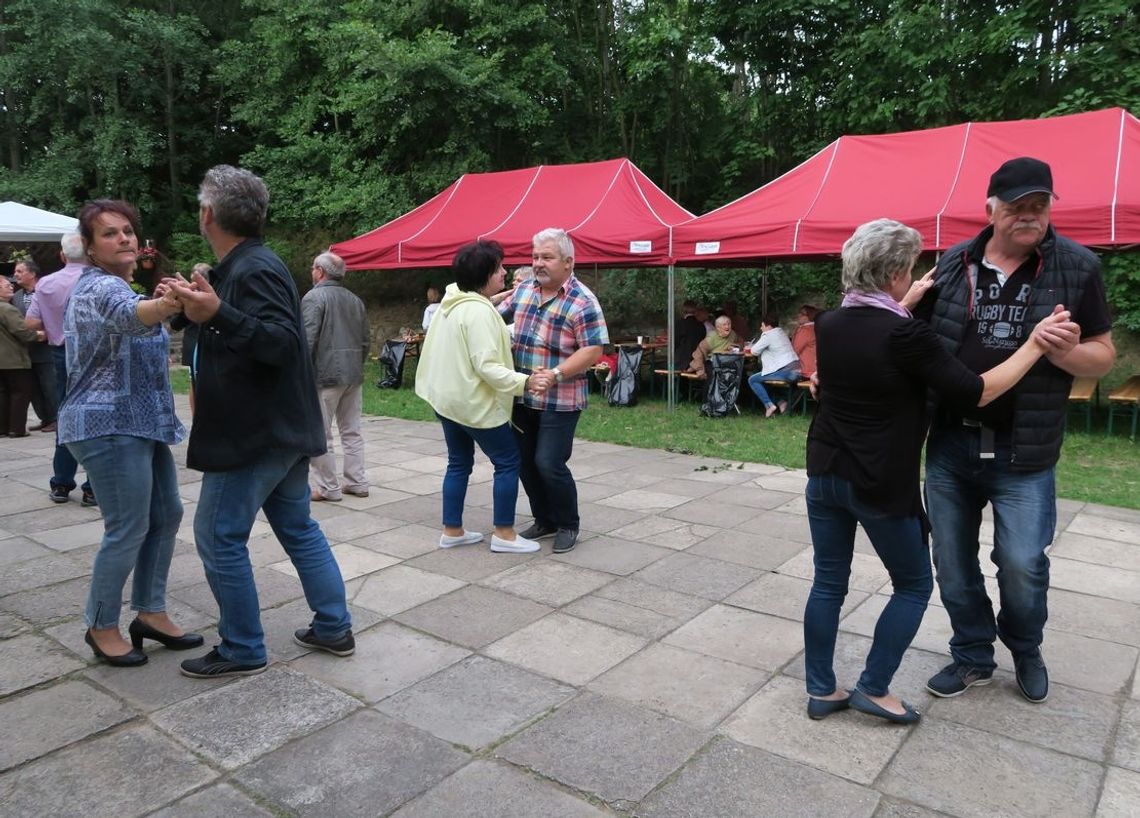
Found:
[439,531,485,548]
[490,534,540,553]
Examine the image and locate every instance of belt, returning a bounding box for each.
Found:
[958,418,995,459]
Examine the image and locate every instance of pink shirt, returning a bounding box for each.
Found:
[27,262,85,346]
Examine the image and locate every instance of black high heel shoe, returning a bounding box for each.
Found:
[128,618,205,651]
[85,630,148,667]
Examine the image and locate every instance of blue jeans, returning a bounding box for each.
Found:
[748,366,800,408]
[438,415,520,528]
[194,451,351,664]
[51,345,90,494]
[804,474,933,697]
[924,425,1055,670]
[68,436,182,629]
[512,405,581,530]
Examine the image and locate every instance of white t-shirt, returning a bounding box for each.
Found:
[749,327,800,376]
[422,302,440,330]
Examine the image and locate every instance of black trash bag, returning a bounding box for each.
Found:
[700,353,744,417]
[377,340,408,389]
[607,346,643,407]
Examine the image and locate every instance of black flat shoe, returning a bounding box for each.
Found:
[85,630,147,667]
[128,618,205,651]
[807,692,851,720]
[849,688,921,725]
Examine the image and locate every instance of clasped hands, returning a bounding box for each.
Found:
[526,367,557,395]
[1032,305,1080,360]
[155,271,222,323]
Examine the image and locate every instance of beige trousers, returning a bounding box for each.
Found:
[310,383,367,498]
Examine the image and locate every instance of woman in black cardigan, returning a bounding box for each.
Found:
[803,219,1073,724]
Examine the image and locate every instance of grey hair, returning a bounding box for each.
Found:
[61,232,85,261]
[198,164,269,238]
[840,219,922,293]
[191,262,212,277]
[533,227,574,260]
[512,265,532,284]
[313,251,346,280]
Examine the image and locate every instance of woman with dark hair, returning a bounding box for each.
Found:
[59,199,202,667]
[747,310,800,417]
[415,240,551,553]
[802,218,1072,723]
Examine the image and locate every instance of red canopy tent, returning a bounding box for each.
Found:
[331,158,694,269]
[673,107,1140,263]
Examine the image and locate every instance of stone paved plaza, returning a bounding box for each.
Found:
[2,395,1139,817]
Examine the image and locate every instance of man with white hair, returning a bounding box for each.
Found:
[497,228,608,554]
[303,251,371,501]
[25,234,95,505]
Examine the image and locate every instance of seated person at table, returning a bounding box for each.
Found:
[675,300,706,372]
[748,311,801,417]
[687,315,740,377]
[793,304,819,377]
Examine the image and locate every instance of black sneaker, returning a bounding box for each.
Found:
[518,523,557,540]
[180,648,267,678]
[925,661,994,698]
[1014,651,1049,703]
[552,528,579,554]
[293,627,355,657]
[80,488,98,507]
[49,485,70,504]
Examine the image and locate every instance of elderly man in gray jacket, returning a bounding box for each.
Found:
[303,252,372,501]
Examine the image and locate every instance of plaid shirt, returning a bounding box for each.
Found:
[500,275,608,411]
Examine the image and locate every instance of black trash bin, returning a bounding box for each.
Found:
[700,353,744,417]
[607,346,643,407]
[377,340,408,389]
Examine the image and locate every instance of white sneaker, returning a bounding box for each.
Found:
[439,531,484,548]
[490,534,540,553]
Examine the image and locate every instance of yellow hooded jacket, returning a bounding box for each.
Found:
[414,283,528,428]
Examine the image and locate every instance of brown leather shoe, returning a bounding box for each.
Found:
[39,422,57,433]
[310,489,341,502]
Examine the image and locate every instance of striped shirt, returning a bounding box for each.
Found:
[499,275,608,411]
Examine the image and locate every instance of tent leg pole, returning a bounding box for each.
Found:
[667,264,676,412]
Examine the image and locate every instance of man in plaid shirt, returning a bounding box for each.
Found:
[498,228,608,553]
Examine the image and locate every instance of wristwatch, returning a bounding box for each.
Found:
[552,367,564,383]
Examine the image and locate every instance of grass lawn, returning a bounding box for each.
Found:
[170,360,1139,510]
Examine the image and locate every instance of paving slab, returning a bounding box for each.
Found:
[1040,628,1138,696]
[268,541,400,581]
[496,691,708,807]
[352,563,467,615]
[636,736,880,818]
[0,723,217,818]
[589,642,768,728]
[352,522,447,559]
[872,800,955,818]
[152,665,361,769]
[662,498,762,528]
[1097,766,1140,818]
[293,620,469,702]
[734,509,815,543]
[841,594,955,657]
[259,597,384,661]
[485,612,646,685]
[687,529,811,570]
[778,548,894,593]
[879,717,1102,818]
[1051,530,1140,572]
[26,519,107,552]
[550,534,674,574]
[376,655,575,748]
[0,537,55,567]
[0,611,29,638]
[391,759,610,818]
[593,577,713,621]
[480,559,615,605]
[563,594,689,639]
[405,542,538,581]
[150,782,277,818]
[722,675,919,785]
[664,604,805,671]
[1115,699,1140,772]
[0,632,86,695]
[1046,587,1140,647]
[394,584,552,648]
[1066,512,1140,545]
[726,570,868,621]
[0,679,135,770]
[632,551,763,599]
[235,709,468,817]
[0,575,91,626]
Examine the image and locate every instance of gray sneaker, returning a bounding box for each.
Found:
[926,661,994,698]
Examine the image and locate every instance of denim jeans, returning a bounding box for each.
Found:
[68,435,182,629]
[438,415,520,528]
[51,345,90,493]
[194,450,351,664]
[804,473,933,697]
[924,425,1055,670]
[747,366,801,408]
[512,404,581,530]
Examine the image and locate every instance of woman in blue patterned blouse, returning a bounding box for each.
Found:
[59,200,202,667]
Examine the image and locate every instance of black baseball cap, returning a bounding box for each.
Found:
[987,157,1057,202]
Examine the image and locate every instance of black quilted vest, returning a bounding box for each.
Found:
[928,226,1099,471]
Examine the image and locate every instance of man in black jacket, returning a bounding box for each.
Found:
[167,165,354,678]
[917,157,1114,704]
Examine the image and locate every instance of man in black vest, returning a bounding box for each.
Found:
[917,157,1114,704]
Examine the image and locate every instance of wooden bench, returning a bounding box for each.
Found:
[653,369,703,402]
[1107,375,1140,440]
[1067,376,1099,433]
[758,377,805,415]
[796,380,816,415]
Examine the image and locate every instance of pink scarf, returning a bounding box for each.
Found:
[841,289,911,318]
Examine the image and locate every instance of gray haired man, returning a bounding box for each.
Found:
[303,251,371,501]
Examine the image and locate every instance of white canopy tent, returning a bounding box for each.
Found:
[0,202,78,242]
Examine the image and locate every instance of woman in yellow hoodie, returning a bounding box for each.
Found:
[415,241,550,553]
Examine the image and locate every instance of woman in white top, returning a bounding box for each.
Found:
[748,310,801,417]
[422,285,441,330]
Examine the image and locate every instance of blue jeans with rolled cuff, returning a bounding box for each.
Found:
[437,414,521,528]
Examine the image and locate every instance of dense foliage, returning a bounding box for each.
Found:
[1,0,1138,324]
